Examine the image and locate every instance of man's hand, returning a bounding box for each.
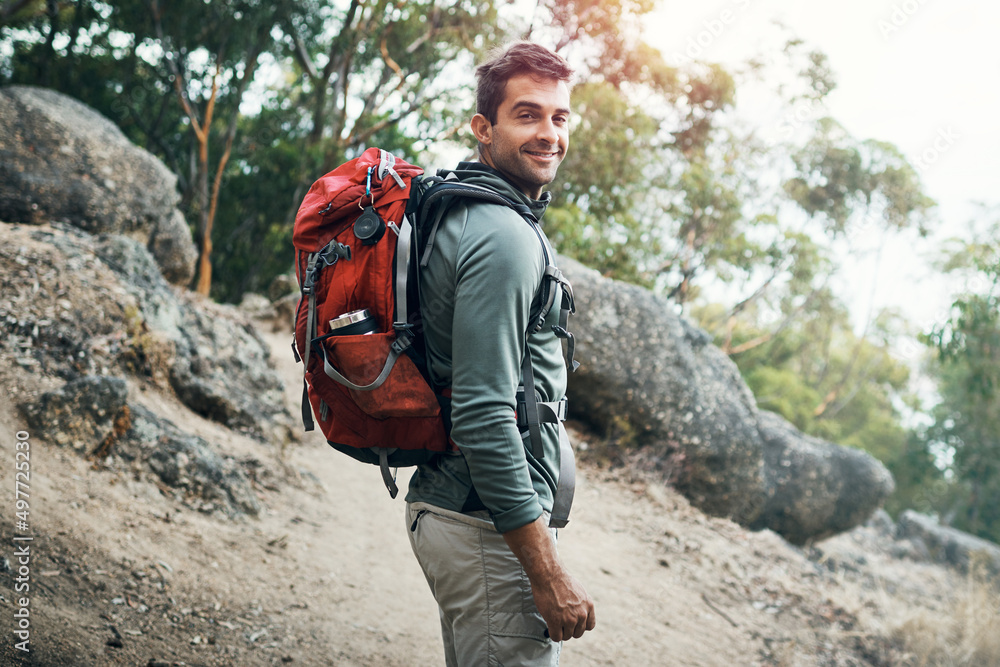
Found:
[502,516,596,641]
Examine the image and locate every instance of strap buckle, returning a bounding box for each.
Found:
[514,390,569,428]
[305,241,352,291]
[391,323,414,355]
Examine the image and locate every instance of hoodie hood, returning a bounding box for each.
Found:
[437,161,552,222]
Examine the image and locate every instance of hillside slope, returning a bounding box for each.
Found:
[0,317,978,667]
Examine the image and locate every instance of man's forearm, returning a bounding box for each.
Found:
[503,514,561,577]
[502,516,596,641]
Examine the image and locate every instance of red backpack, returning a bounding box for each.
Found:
[292,148,577,503]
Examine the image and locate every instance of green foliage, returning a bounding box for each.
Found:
[546,80,661,285]
[696,292,913,463]
[208,107,311,303]
[920,224,1000,541]
[0,0,49,29]
[784,118,935,235]
[881,430,948,518]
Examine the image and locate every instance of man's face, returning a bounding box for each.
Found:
[473,74,571,200]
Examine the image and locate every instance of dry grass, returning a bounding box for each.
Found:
[891,560,1000,667]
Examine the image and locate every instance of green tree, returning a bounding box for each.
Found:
[784,118,935,236]
[696,289,914,454]
[208,0,504,302]
[1,0,297,294]
[922,215,1000,541]
[659,41,935,468]
[544,80,664,286]
[1,0,506,300]
[142,0,293,295]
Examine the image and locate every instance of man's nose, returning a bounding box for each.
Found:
[536,117,559,145]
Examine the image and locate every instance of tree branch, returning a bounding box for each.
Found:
[323,0,361,81]
[201,58,222,139]
[725,286,825,356]
[151,0,206,144]
[65,0,86,54]
[814,232,888,416]
[208,47,261,236]
[198,37,264,297]
[380,33,402,78]
[345,92,425,148]
[287,24,319,80]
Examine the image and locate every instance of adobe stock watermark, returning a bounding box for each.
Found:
[778,97,830,142]
[12,430,33,653]
[667,0,755,67]
[878,0,932,40]
[912,126,959,173]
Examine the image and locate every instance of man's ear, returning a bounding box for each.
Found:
[470,113,493,146]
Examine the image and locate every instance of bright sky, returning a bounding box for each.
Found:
[646,0,1000,343]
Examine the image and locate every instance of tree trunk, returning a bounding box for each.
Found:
[40,0,60,87]
[194,137,212,295]
[195,47,262,296]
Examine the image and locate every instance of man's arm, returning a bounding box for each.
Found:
[502,516,596,641]
[446,206,547,531]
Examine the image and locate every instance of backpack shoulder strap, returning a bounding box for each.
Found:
[416,180,537,268]
[412,179,579,526]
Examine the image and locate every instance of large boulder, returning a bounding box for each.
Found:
[561,257,766,524]
[92,234,289,439]
[0,86,196,285]
[560,257,893,541]
[750,411,894,545]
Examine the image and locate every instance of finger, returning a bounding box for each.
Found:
[586,602,597,631]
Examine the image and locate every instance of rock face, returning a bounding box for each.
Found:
[0,89,286,519]
[2,223,293,444]
[0,86,197,285]
[23,375,129,455]
[560,257,893,541]
[751,411,895,545]
[92,233,289,438]
[122,405,261,517]
[809,509,1000,580]
[897,510,1000,576]
[168,290,289,436]
[21,377,260,516]
[561,258,765,524]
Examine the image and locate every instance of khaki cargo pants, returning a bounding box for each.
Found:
[406,502,560,667]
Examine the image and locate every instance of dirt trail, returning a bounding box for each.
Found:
[0,317,959,666]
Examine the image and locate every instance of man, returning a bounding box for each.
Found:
[405,41,596,666]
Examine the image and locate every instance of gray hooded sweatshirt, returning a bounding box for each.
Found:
[404,162,568,533]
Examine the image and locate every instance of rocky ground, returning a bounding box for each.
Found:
[1,309,995,667]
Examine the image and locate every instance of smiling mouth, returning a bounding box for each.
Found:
[525,149,561,159]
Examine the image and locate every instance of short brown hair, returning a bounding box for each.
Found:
[475,42,573,125]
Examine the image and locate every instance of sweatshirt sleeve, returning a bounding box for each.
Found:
[447,203,545,533]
